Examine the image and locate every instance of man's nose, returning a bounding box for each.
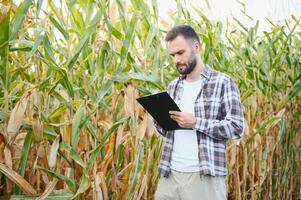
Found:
[174,54,181,64]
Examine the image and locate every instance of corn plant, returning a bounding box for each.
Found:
[0,0,300,199]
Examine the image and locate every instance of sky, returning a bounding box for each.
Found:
[158,0,301,32]
[10,0,301,32]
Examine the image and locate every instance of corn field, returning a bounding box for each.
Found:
[0,0,300,199]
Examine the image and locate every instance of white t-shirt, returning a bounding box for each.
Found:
[170,78,203,172]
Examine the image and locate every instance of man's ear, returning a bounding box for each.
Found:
[194,41,200,52]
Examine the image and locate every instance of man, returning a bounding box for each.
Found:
[154,25,245,200]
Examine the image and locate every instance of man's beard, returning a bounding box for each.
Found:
[176,53,197,75]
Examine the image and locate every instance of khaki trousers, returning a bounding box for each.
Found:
[155,170,227,200]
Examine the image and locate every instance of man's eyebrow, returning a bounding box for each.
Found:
[170,49,184,56]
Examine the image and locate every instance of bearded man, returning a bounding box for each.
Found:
[154,25,245,200]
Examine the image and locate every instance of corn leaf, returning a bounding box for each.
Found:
[0,163,37,195]
[87,118,129,171]
[36,167,77,193]
[49,16,69,40]
[9,0,33,40]
[15,131,33,194]
[71,102,85,149]
[0,5,10,89]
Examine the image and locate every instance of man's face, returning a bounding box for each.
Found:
[168,35,197,75]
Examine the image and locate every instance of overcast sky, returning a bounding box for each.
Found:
[10,0,301,32]
[158,0,301,32]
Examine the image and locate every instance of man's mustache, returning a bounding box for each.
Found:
[176,63,187,67]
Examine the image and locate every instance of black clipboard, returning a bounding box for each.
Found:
[136,92,189,131]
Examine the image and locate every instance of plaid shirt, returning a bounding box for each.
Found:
[154,65,245,177]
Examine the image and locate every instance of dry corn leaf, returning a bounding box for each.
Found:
[32,113,44,142]
[146,115,155,138]
[99,172,108,200]
[36,178,58,200]
[71,172,90,199]
[0,162,37,195]
[4,145,13,193]
[135,174,147,200]
[11,132,27,161]
[48,134,61,169]
[119,131,130,146]
[41,172,50,186]
[123,84,136,116]
[31,88,39,107]
[95,172,103,200]
[64,167,72,190]
[229,144,236,168]
[254,134,262,150]
[61,113,71,145]
[115,124,124,152]
[7,91,31,144]
[117,163,132,179]
[136,115,148,143]
[106,131,116,155]
[4,145,12,169]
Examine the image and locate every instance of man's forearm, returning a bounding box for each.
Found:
[194,116,244,140]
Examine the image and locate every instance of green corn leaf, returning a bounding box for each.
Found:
[66,10,102,69]
[70,6,85,34]
[288,80,301,100]
[15,131,33,194]
[43,34,56,65]
[71,170,90,199]
[49,16,69,40]
[86,118,129,171]
[127,142,144,199]
[144,24,157,50]
[43,126,57,139]
[66,34,89,69]
[61,142,85,168]
[36,167,77,193]
[246,109,285,145]
[48,0,65,27]
[71,102,85,149]
[116,12,140,72]
[8,193,72,200]
[0,111,9,121]
[48,104,68,121]
[28,33,44,58]
[110,72,162,90]
[97,0,123,40]
[36,0,43,18]
[59,74,74,98]
[9,0,33,40]
[0,5,10,89]
[116,0,127,26]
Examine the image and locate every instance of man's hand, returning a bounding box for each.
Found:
[169,111,197,128]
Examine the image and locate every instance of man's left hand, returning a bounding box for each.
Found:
[169,111,197,128]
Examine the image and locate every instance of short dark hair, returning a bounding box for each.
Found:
[165,25,200,44]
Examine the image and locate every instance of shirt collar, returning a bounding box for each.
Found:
[201,64,211,80]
